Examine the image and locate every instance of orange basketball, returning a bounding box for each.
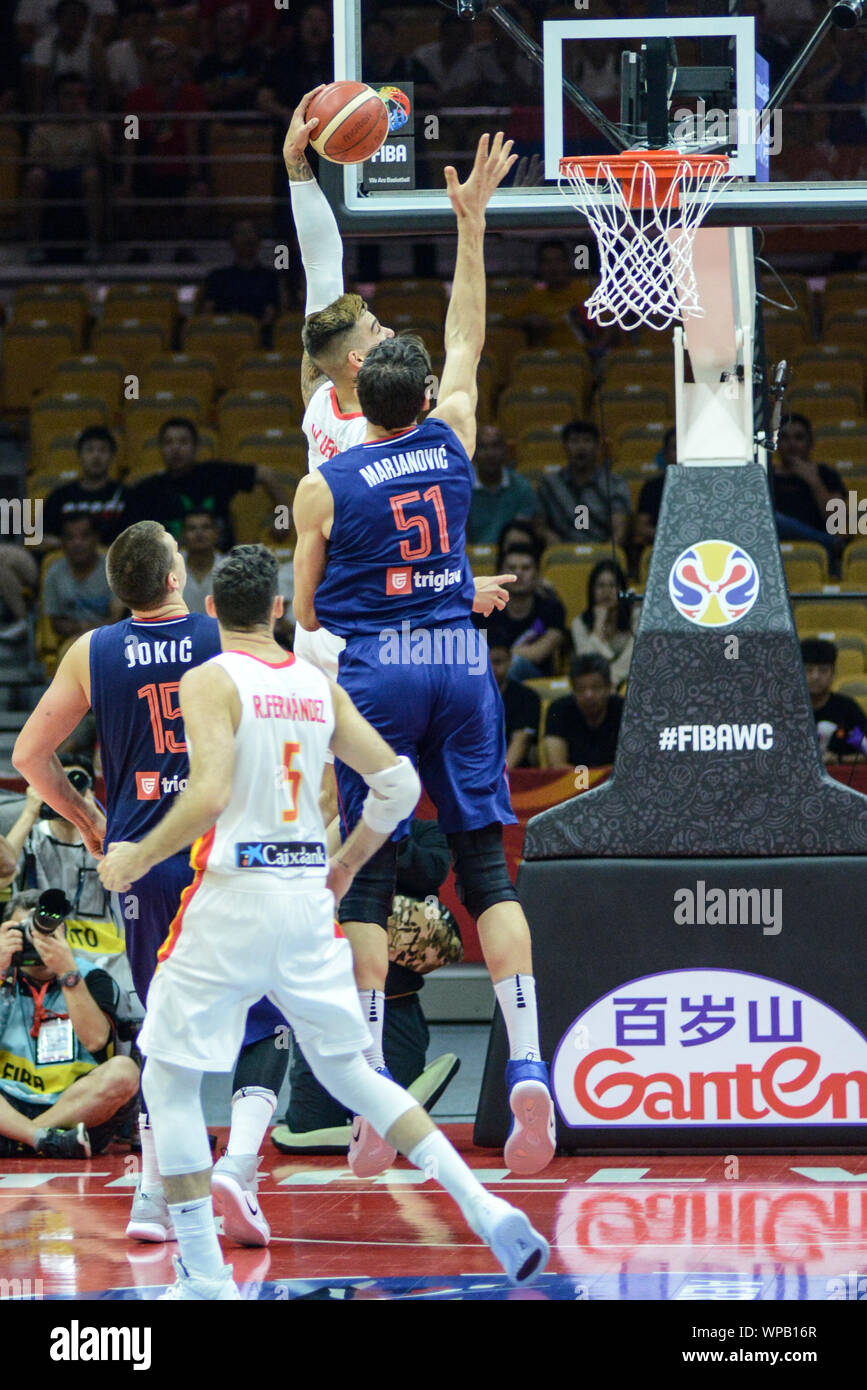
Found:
[308,81,389,164]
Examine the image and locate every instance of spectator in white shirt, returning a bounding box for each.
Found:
[28,0,108,111]
[106,0,156,105]
[571,559,636,690]
[180,510,223,614]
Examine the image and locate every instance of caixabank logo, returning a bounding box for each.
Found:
[552,969,867,1127]
[669,539,759,626]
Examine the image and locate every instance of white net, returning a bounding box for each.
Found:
[560,155,733,332]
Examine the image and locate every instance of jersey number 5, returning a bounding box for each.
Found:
[137,681,185,755]
[389,486,450,561]
[281,741,302,823]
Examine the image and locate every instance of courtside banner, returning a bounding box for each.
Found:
[552,968,867,1128]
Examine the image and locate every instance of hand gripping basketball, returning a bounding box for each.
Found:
[283,85,326,167]
[443,132,518,225]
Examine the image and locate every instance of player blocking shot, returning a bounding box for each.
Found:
[293,133,557,1178]
[98,546,549,1300]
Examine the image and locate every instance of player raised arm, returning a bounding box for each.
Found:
[98,663,238,891]
[432,132,517,457]
[283,86,348,407]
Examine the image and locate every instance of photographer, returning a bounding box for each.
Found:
[0,890,140,1159]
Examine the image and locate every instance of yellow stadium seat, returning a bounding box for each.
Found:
[230,484,275,544]
[539,562,593,628]
[764,320,810,360]
[90,321,167,377]
[233,353,300,397]
[779,540,828,588]
[497,386,581,439]
[466,544,496,575]
[140,354,218,407]
[814,427,867,471]
[103,284,178,337]
[761,273,812,319]
[823,280,867,320]
[542,542,629,573]
[791,353,864,403]
[234,431,307,475]
[209,122,272,214]
[272,314,306,356]
[30,394,111,458]
[784,561,826,592]
[14,291,89,347]
[843,559,867,588]
[831,648,865,677]
[49,355,126,415]
[183,315,260,391]
[824,311,867,349]
[124,394,204,458]
[509,362,591,409]
[515,440,563,470]
[373,291,445,328]
[598,385,673,425]
[218,392,296,456]
[35,550,65,678]
[794,602,867,635]
[3,325,78,410]
[484,323,530,387]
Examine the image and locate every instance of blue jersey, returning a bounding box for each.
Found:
[314,416,476,638]
[89,612,221,845]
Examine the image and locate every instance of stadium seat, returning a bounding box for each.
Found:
[272,313,306,355]
[34,549,66,677]
[233,353,300,397]
[124,394,204,459]
[30,394,111,458]
[792,350,865,404]
[234,431,307,476]
[49,356,126,416]
[3,324,78,410]
[218,391,296,456]
[814,427,867,471]
[794,603,867,637]
[484,323,530,387]
[597,386,674,431]
[823,311,867,349]
[761,273,812,320]
[182,315,260,390]
[498,386,581,439]
[509,353,592,408]
[830,648,865,677]
[778,541,828,588]
[13,289,89,346]
[540,562,595,628]
[141,354,218,408]
[103,284,179,337]
[373,290,445,327]
[230,484,276,544]
[90,321,167,377]
[543,542,629,572]
[466,544,496,575]
[209,122,272,215]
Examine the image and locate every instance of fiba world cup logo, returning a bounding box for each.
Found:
[377,85,411,134]
[669,539,760,627]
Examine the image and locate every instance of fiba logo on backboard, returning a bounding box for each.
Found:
[669,540,759,627]
[377,85,411,133]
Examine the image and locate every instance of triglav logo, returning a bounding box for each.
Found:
[135,772,160,801]
[669,540,759,627]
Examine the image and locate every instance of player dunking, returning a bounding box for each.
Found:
[13,521,286,1247]
[293,134,557,1178]
[98,545,548,1300]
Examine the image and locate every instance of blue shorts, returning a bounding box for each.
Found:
[115,851,284,1048]
[334,623,516,838]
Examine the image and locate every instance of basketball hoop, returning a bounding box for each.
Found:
[559,151,733,332]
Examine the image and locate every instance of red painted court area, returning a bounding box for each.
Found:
[1,1129,866,1301]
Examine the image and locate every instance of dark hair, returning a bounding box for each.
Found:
[356,335,431,431]
[570,653,612,684]
[2,890,40,924]
[581,560,631,632]
[800,637,837,667]
[77,424,117,455]
[496,518,542,569]
[107,521,173,610]
[503,543,538,571]
[181,508,218,529]
[53,70,87,94]
[158,416,199,447]
[561,418,600,445]
[61,513,97,534]
[779,412,813,441]
[212,544,278,630]
[662,426,676,448]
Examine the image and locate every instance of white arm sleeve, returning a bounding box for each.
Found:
[289,177,345,315]
[361,756,421,835]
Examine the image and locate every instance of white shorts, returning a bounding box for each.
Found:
[138,878,370,1072]
[293,623,345,681]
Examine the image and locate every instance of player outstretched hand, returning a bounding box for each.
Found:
[98,841,150,893]
[444,132,518,225]
[283,84,326,169]
[472,573,516,618]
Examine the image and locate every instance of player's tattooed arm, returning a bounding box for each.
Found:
[282,85,325,182]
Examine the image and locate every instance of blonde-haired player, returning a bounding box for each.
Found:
[98,544,548,1300]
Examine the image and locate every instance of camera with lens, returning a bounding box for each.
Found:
[38,766,92,822]
[12,889,72,968]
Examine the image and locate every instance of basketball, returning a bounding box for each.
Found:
[308,81,389,164]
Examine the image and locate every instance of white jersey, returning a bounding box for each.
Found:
[302,379,367,472]
[193,650,335,891]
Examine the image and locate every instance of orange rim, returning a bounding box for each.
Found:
[560,151,730,211]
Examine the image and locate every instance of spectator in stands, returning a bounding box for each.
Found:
[27,0,109,112]
[496,518,543,571]
[180,509,222,613]
[543,653,623,771]
[489,643,541,770]
[571,559,635,689]
[362,17,436,101]
[634,426,677,554]
[23,70,110,264]
[199,0,277,48]
[0,546,39,641]
[126,416,288,547]
[536,419,630,548]
[510,239,611,354]
[257,2,329,127]
[195,3,264,113]
[772,412,845,569]
[42,516,121,646]
[481,543,566,680]
[466,425,538,546]
[15,0,116,54]
[802,637,867,764]
[0,889,140,1159]
[412,12,508,104]
[42,426,128,548]
[199,219,287,332]
[123,41,209,243]
[105,0,156,105]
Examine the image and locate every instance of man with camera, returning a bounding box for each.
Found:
[0,890,141,1160]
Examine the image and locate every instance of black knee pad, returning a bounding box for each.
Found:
[447,823,518,921]
[337,837,398,928]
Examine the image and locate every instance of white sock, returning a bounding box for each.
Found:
[407,1130,489,1226]
[168,1195,225,1281]
[226,1087,276,1158]
[494,974,542,1062]
[138,1112,161,1194]
[358,989,386,1071]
